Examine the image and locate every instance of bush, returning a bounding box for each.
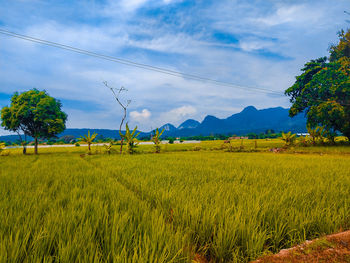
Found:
[75,142,80,147]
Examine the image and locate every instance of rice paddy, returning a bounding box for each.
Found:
[0,140,349,262]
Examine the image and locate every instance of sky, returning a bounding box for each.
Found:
[0,0,349,135]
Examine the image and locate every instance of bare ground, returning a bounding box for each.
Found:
[252,230,350,263]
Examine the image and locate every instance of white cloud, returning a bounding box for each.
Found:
[120,0,149,12]
[159,106,197,125]
[255,4,322,27]
[0,127,15,136]
[130,109,151,123]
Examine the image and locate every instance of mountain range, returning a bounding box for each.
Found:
[160,106,306,137]
[0,106,306,142]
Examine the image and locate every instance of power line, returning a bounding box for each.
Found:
[0,28,284,96]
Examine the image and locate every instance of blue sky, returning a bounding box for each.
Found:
[0,0,349,134]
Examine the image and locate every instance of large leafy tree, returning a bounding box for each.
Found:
[285,29,350,139]
[1,89,67,154]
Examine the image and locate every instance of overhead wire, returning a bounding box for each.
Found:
[0,28,284,96]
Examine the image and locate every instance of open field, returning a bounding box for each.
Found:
[0,140,349,262]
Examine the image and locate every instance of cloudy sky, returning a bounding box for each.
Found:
[0,0,349,134]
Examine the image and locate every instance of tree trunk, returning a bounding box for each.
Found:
[120,138,124,154]
[23,146,27,154]
[34,137,38,154]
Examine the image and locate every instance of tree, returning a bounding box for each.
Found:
[120,124,140,154]
[285,29,350,140]
[281,131,296,148]
[103,81,131,154]
[1,89,67,154]
[79,131,97,155]
[152,128,164,153]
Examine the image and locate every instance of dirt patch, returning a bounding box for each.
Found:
[252,230,350,263]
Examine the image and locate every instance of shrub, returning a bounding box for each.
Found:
[152,128,164,153]
[120,124,140,154]
[104,142,114,155]
[281,132,296,148]
[193,146,201,151]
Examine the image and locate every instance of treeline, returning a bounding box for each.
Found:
[166,129,282,141]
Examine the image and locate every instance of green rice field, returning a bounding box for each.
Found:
[0,140,349,262]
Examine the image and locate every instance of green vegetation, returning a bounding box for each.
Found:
[0,141,349,262]
[286,29,350,140]
[79,131,98,155]
[103,142,114,155]
[0,142,5,154]
[281,131,296,147]
[152,128,164,153]
[120,124,140,154]
[0,89,67,154]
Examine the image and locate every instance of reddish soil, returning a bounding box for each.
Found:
[252,230,350,263]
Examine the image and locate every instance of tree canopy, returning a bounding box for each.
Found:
[1,89,67,154]
[285,29,350,139]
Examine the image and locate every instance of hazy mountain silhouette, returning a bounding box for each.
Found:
[0,106,306,142]
[178,119,200,129]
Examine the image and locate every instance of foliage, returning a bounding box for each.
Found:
[120,124,140,154]
[222,139,234,152]
[240,139,245,150]
[281,131,296,147]
[285,29,350,139]
[79,131,97,154]
[329,29,350,67]
[298,136,309,147]
[325,130,338,144]
[0,89,67,154]
[103,142,114,155]
[307,125,326,145]
[151,128,164,153]
[0,142,5,153]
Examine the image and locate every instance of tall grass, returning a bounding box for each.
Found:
[0,147,349,262]
[88,152,350,262]
[0,154,190,262]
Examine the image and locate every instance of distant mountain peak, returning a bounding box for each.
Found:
[159,123,177,132]
[203,115,220,121]
[178,119,200,129]
[241,106,258,113]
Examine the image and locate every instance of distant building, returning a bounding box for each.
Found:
[297,133,309,136]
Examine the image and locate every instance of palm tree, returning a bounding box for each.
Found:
[120,124,140,154]
[307,125,326,145]
[79,131,98,154]
[151,128,164,153]
[281,131,296,147]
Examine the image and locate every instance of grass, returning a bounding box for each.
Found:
[0,140,349,262]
